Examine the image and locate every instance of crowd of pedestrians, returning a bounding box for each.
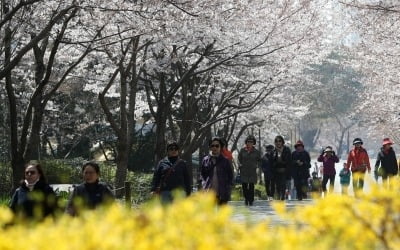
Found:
[149,135,399,206]
[9,135,399,220]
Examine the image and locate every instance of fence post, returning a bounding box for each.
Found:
[124,181,131,209]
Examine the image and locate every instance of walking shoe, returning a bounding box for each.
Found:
[268,196,274,201]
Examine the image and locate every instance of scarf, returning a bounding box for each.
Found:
[24,179,39,191]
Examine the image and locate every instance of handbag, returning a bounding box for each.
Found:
[377,166,384,176]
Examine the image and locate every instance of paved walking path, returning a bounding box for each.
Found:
[229,199,314,226]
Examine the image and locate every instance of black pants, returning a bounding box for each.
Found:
[274,172,287,200]
[294,177,308,200]
[322,175,335,192]
[264,176,275,197]
[242,183,254,205]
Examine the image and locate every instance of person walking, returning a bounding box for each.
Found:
[10,163,57,220]
[150,142,192,203]
[346,138,371,196]
[151,142,192,204]
[272,135,292,200]
[318,146,339,196]
[261,144,275,201]
[66,162,115,216]
[374,138,399,187]
[201,137,234,205]
[339,163,351,195]
[238,135,261,206]
[291,140,311,200]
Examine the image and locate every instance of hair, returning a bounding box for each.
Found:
[166,141,179,151]
[220,138,228,148]
[24,163,47,183]
[274,135,285,144]
[82,161,100,175]
[209,137,223,147]
[245,135,256,145]
[265,144,274,151]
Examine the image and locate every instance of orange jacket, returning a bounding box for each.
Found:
[346,147,371,172]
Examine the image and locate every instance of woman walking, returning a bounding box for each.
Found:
[374,138,399,187]
[201,137,233,205]
[318,146,339,196]
[291,140,311,200]
[10,163,57,220]
[66,162,115,216]
[151,142,191,203]
[238,135,261,206]
[272,135,292,200]
[346,138,371,196]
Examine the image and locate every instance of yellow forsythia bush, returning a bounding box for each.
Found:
[0,179,399,250]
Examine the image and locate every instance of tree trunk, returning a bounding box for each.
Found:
[114,142,128,198]
[25,102,44,160]
[154,106,168,162]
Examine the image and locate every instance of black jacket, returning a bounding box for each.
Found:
[66,181,114,216]
[291,150,311,179]
[375,147,399,175]
[9,179,57,219]
[151,157,192,196]
[272,146,292,178]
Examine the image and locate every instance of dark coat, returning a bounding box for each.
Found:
[9,179,57,219]
[272,146,292,179]
[66,181,114,216]
[375,147,399,175]
[261,151,274,179]
[291,150,311,179]
[151,157,192,195]
[238,146,261,183]
[201,154,233,202]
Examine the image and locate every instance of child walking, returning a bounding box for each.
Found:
[339,163,351,195]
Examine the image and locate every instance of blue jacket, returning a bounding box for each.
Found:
[339,168,351,185]
[201,154,233,202]
[151,157,192,195]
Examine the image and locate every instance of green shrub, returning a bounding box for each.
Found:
[0,162,12,196]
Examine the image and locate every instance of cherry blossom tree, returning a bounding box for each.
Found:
[340,0,400,140]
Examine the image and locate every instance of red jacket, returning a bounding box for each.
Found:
[346,147,371,172]
[221,148,233,161]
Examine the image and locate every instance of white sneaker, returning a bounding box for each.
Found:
[268,197,273,201]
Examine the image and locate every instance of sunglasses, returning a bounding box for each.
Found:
[168,147,179,151]
[25,170,37,175]
[246,141,254,143]
[210,144,220,148]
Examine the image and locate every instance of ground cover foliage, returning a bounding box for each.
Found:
[0,178,399,249]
